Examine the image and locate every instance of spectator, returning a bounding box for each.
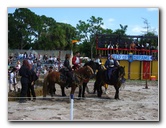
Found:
[9,67,17,92]
[56,57,63,71]
[16,60,21,70]
[19,59,31,103]
[27,64,38,102]
[23,52,28,59]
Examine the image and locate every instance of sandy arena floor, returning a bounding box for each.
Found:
[8,80,159,121]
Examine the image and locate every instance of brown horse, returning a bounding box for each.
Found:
[43,66,94,97]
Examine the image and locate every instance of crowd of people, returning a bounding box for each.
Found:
[8,51,83,103]
[98,40,158,55]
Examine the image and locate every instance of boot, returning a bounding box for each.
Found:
[65,79,70,89]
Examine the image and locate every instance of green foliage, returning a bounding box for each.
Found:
[113,24,128,36]
[76,16,104,58]
[8,8,76,50]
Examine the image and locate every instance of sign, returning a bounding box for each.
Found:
[128,53,133,62]
[112,54,153,61]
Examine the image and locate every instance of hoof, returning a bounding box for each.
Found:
[114,97,120,100]
[62,94,67,97]
[77,97,81,100]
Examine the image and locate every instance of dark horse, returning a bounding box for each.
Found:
[43,66,94,97]
[95,66,125,99]
[78,61,103,98]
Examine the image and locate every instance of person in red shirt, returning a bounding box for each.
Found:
[72,52,82,70]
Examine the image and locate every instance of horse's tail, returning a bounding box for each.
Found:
[43,75,48,97]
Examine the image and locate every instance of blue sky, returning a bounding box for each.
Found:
[8,7,159,35]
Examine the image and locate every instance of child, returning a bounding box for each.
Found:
[9,67,17,92]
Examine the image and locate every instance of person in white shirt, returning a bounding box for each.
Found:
[9,67,17,92]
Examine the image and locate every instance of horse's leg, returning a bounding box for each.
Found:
[43,77,47,98]
[78,85,82,97]
[93,81,97,94]
[70,85,77,96]
[49,82,54,97]
[82,83,87,97]
[97,85,103,97]
[114,84,120,99]
[61,86,66,96]
[95,77,103,97]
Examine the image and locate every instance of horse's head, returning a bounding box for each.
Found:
[94,62,103,71]
[82,65,94,78]
[117,66,125,78]
[84,60,102,73]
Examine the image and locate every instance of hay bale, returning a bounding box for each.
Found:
[35,87,43,96]
[35,78,44,86]
[8,87,43,101]
[8,92,20,101]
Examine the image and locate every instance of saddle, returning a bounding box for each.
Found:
[59,68,79,86]
[105,68,116,81]
[59,68,68,83]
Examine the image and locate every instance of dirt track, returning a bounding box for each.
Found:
[8,80,159,121]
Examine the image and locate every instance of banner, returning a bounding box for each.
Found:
[112,54,153,61]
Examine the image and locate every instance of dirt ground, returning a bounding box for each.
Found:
[8,80,159,121]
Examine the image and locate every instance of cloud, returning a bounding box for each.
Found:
[131,25,145,34]
[147,8,158,12]
[130,25,158,35]
[108,18,115,23]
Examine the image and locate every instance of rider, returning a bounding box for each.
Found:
[94,54,102,65]
[72,51,81,70]
[64,54,73,88]
[104,54,119,80]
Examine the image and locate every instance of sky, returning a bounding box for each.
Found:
[8,7,159,36]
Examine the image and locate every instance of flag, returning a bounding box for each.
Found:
[72,40,79,44]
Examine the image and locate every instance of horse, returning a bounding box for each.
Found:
[43,65,94,98]
[95,66,125,99]
[78,61,103,98]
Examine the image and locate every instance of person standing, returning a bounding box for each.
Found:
[72,51,81,70]
[9,67,17,92]
[19,60,31,103]
[27,64,38,102]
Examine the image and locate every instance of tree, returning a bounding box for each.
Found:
[114,24,128,36]
[8,8,77,50]
[76,16,104,58]
[13,8,39,49]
